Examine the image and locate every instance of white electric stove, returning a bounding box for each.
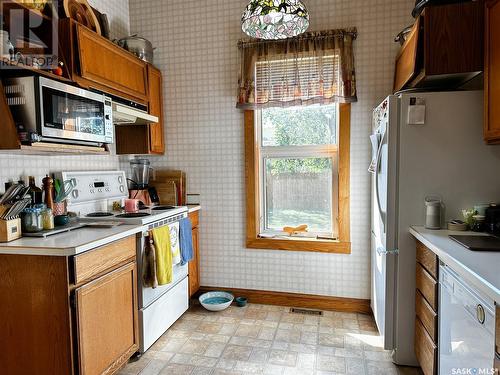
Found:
[60,170,189,353]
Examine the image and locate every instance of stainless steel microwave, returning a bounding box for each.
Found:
[3,76,113,146]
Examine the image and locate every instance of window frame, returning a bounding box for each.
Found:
[245,104,351,254]
[256,106,339,238]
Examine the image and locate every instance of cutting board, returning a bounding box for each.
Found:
[152,170,186,205]
[449,235,500,251]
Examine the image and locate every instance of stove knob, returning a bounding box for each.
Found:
[72,190,79,199]
[120,185,125,193]
[118,176,123,184]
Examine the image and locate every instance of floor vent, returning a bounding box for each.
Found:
[289,308,323,316]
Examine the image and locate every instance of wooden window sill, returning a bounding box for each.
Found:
[246,237,351,254]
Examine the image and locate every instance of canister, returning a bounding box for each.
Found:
[425,197,442,230]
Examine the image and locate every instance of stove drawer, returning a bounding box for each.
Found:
[74,236,136,284]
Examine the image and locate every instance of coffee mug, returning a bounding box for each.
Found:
[125,199,140,213]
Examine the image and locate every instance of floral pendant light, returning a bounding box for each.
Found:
[242,0,310,40]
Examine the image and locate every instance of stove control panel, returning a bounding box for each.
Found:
[58,171,128,204]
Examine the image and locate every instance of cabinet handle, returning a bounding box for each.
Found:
[476,304,485,324]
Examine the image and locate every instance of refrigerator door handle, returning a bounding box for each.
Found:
[375,129,386,232]
[376,246,399,256]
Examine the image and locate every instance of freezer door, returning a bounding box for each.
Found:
[370,96,398,351]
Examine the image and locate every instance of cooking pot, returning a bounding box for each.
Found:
[116,35,155,63]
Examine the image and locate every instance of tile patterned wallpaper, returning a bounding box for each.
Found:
[0,0,130,189]
[128,0,414,299]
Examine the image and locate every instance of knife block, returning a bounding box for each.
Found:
[0,218,22,242]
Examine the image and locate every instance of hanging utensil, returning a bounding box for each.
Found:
[55,178,77,202]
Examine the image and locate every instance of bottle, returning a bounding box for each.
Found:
[42,175,54,210]
[28,176,43,205]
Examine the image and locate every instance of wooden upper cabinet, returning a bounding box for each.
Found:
[75,24,148,104]
[115,65,166,155]
[75,261,139,375]
[147,64,165,154]
[394,1,484,92]
[485,0,500,144]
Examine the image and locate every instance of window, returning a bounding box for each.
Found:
[245,104,351,253]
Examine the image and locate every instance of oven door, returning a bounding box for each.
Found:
[138,222,188,309]
[38,77,109,144]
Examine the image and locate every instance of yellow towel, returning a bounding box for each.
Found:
[151,226,173,285]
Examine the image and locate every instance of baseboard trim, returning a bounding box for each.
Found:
[198,286,372,315]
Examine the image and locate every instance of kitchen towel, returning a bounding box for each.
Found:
[142,232,158,288]
[171,222,182,265]
[151,226,173,285]
[179,217,194,265]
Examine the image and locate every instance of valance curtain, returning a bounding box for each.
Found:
[237,28,358,109]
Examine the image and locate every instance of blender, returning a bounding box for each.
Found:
[128,159,159,206]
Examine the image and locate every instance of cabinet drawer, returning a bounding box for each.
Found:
[189,211,199,228]
[415,290,437,342]
[74,236,136,284]
[416,241,438,279]
[76,24,148,102]
[416,263,438,311]
[415,318,437,375]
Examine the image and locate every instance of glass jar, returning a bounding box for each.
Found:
[21,207,44,233]
[41,208,54,230]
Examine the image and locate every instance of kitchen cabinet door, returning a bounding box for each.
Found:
[188,211,200,297]
[485,0,500,144]
[76,24,148,103]
[75,262,139,375]
[147,65,165,154]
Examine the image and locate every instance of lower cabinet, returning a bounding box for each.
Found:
[75,262,139,375]
[0,235,138,375]
[414,241,439,375]
[188,210,201,297]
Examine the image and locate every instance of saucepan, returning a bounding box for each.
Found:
[116,35,156,63]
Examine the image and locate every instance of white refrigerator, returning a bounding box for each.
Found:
[370,90,500,366]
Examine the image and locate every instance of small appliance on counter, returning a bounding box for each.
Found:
[128,159,160,206]
[485,204,500,236]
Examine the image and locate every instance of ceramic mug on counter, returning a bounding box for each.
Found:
[125,198,140,213]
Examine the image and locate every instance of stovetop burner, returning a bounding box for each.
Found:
[115,212,151,218]
[86,212,114,218]
[151,205,177,211]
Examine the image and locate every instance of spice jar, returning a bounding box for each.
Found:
[41,208,54,230]
[21,207,44,233]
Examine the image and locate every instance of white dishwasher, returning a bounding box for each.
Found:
[439,263,495,375]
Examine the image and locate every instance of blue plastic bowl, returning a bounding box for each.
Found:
[199,291,234,312]
[235,296,248,307]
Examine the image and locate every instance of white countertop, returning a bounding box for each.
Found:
[187,205,201,213]
[0,224,143,257]
[410,226,500,303]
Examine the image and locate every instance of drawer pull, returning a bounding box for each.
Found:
[476,304,485,324]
